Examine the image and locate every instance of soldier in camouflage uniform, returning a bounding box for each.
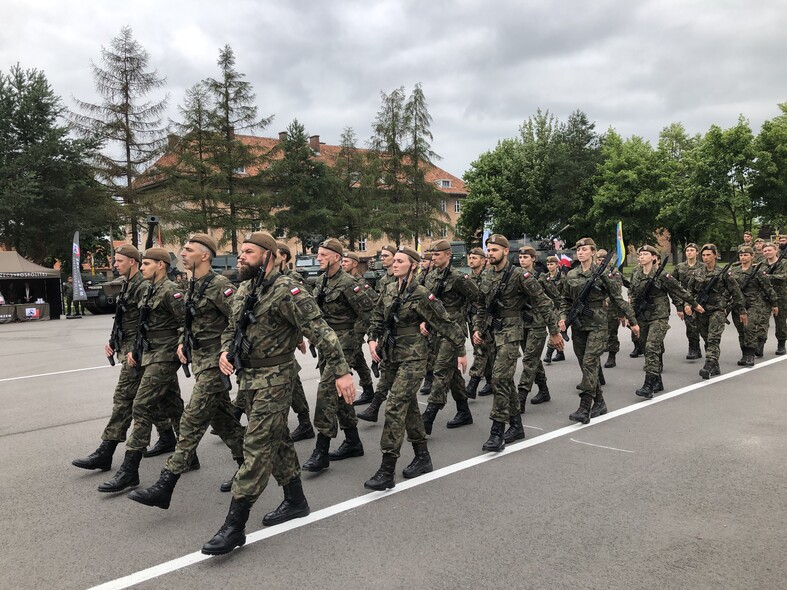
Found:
[71,245,174,473]
[515,247,551,409]
[418,250,436,395]
[628,245,701,399]
[357,245,398,423]
[687,244,747,379]
[474,235,563,450]
[466,247,494,396]
[729,246,779,367]
[761,241,787,355]
[341,251,377,406]
[595,249,625,367]
[364,246,467,490]
[753,238,765,264]
[301,239,374,472]
[540,255,565,367]
[128,234,246,509]
[420,240,478,434]
[202,232,355,556]
[98,248,186,493]
[559,238,639,424]
[673,243,703,360]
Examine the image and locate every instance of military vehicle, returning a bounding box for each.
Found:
[211,254,239,283]
[295,254,321,284]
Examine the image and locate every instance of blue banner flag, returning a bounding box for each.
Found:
[615,221,626,267]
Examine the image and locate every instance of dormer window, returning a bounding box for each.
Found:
[436,179,451,188]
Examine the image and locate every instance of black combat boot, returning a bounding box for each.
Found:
[262,478,310,526]
[699,360,715,380]
[420,402,442,435]
[543,346,554,365]
[201,497,252,555]
[357,394,384,422]
[302,433,331,472]
[737,346,748,366]
[220,458,244,493]
[482,421,506,452]
[654,374,664,393]
[98,450,143,493]
[290,413,315,442]
[742,347,755,368]
[776,340,786,355]
[72,440,118,471]
[517,387,528,414]
[402,443,433,478]
[364,453,397,490]
[478,379,493,396]
[503,414,525,444]
[604,352,617,368]
[629,344,643,358]
[353,383,375,406]
[144,428,177,458]
[328,428,364,461]
[635,374,657,399]
[466,376,480,399]
[686,343,701,360]
[569,394,593,424]
[419,372,434,395]
[530,385,551,404]
[755,340,765,358]
[185,452,200,472]
[128,469,181,509]
[590,393,608,418]
[553,351,566,362]
[446,398,473,429]
[709,360,721,377]
[598,367,606,386]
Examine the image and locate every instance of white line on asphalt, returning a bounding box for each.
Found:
[0,365,112,383]
[569,438,634,453]
[86,356,787,590]
[523,424,544,431]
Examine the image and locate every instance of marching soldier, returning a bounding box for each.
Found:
[365,246,467,490]
[540,255,565,367]
[420,240,478,434]
[761,241,787,355]
[559,238,639,424]
[202,232,355,555]
[516,247,551,409]
[753,238,765,264]
[301,239,374,472]
[418,250,436,395]
[128,234,246,509]
[466,247,494,396]
[687,244,747,379]
[673,243,703,360]
[473,235,563,450]
[98,247,186,493]
[596,249,625,366]
[628,245,701,399]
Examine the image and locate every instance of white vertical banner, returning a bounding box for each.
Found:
[72,231,87,301]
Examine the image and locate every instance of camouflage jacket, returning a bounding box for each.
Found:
[118,270,150,355]
[313,268,374,349]
[138,276,186,366]
[376,271,395,302]
[629,266,696,322]
[369,279,466,361]
[765,258,787,296]
[474,261,560,344]
[423,264,480,332]
[687,264,746,315]
[729,264,778,309]
[560,263,638,330]
[282,267,309,293]
[538,269,564,303]
[222,271,350,389]
[180,270,236,374]
[672,261,700,289]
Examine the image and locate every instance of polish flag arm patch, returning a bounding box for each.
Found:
[353,285,361,293]
[173,292,183,299]
[290,287,301,295]
[223,288,234,297]
[428,293,436,301]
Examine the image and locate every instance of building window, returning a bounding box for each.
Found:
[436,179,451,188]
[350,172,360,184]
[440,227,448,238]
[358,237,367,252]
[440,200,446,213]
[233,166,247,175]
[425,229,433,238]
[454,199,461,213]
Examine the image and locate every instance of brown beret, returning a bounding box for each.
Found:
[700,243,718,254]
[187,233,217,257]
[738,246,754,255]
[381,244,397,255]
[596,249,608,257]
[398,246,420,262]
[319,238,344,256]
[421,251,433,261]
[276,240,290,255]
[637,245,659,255]
[576,237,596,249]
[143,247,171,265]
[486,234,509,248]
[343,251,359,263]
[763,241,777,249]
[244,231,277,252]
[518,246,537,258]
[469,247,485,257]
[546,255,559,263]
[430,239,451,252]
[685,243,699,251]
[753,238,765,244]
[115,244,141,263]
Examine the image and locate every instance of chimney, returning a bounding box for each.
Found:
[228,126,235,140]
[309,135,320,153]
[279,131,288,142]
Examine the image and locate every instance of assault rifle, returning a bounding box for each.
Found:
[222,252,272,389]
[695,262,734,308]
[131,283,154,378]
[107,279,130,367]
[309,272,330,358]
[633,256,669,319]
[377,266,413,364]
[482,262,515,334]
[561,249,615,341]
[181,278,198,378]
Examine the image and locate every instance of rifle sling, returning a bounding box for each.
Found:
[396,326,421,336]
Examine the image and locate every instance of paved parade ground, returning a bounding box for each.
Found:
[1,313,785,590]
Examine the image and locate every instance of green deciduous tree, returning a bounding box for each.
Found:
[334,127,378,250]
[751,103,787,229]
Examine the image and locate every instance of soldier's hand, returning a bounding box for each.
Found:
[677,311,685,320]
[176,344,187,364]
[296,340,307,354]
[773,307,779,317]
[335,373,356,403]
[631,324,641,338]
[126,352,136,367]
[419,321,429,336]
[740,313,748,326]
[472,330,483,345]
[219,352,234,376]
[683,304,693,317]
[369,340,380,363]
[457,354,468,374]
[694,304,705,314]
[550,333,564,351]
[558,320,567,333]
[105,343,114,357]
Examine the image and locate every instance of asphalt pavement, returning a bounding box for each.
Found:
[0,311,785,590]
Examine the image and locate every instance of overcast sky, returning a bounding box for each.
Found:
[4,0,786,177]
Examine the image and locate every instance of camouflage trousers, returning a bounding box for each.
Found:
[638,318,668,375]
[606,310,620,353]
[101,361,173,442]
[733,303,768,350]
[427,335,469,407]
[425,334,438,374]
[372,360,396,402]
[353,333,374,389]
[489,338,523,422]
[773,291,787,340]
[315,340,358,438]
[682,314,701,349]
[517,327,547,393]
[695,309,727,362]
[236,364,310,418]
[125,361,184,452]
[232,370,301,504]
[165,368,245,475]
[380,358,428,458]
[571,327,606,399]
[469,322,493,379]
